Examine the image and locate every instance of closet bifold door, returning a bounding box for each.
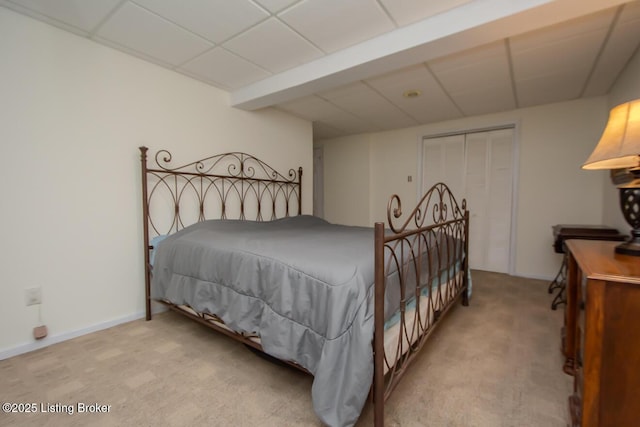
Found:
[421,127,514,273]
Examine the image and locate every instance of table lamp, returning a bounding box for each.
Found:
[583,99,640,256]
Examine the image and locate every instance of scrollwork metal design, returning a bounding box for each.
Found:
[386,182,467,233]
[141,147,302,237]
[373,182,469,411]
[152,149,299,184]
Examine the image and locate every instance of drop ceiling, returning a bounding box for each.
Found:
[3,0,640,139]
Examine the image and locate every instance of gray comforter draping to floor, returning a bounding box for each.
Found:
[152,216,378,427]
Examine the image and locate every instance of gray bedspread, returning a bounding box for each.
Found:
[152,215,377,427]
[152,215,462,426]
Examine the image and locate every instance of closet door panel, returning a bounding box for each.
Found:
[422,135,464,198]
[464,133,488,270]
[486,130,513,273]
[422,142,443,186]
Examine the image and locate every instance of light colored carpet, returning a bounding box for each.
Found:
[0,270,571,426]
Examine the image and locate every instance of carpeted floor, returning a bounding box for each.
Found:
[0,270,571,426]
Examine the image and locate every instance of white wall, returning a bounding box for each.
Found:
[0,8,312,357]
[318,134,371,226]
[317,97,609,279]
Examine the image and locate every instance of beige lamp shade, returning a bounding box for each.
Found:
[582,99,640,170]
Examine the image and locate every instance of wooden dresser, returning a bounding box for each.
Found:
[562,240,640,427]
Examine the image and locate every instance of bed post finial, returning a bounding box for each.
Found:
[140,146,148,166]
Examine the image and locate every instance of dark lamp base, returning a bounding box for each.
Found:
[615,240,640,256]
[617,183,640,257]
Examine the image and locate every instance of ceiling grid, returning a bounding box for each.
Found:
[2,0,638,138]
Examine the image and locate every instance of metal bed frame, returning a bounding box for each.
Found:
[140,146,469,426]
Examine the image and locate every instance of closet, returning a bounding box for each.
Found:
[421,127,515,273]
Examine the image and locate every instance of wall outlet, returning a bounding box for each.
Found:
[25,287,42,306]
[33,325,47,340]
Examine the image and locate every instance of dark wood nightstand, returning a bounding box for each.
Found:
[548,225,626,310]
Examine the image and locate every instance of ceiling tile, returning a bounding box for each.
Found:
[511,30,607,80]
[277,96,348,121]
[365,64,462,123]
[253,0,299,14]
[429,41,512,96]
[278,95,378,134]
[6,0,121,33]
[223,18,323,73]
[450,85,515,116]
[95,2,213,66]
[279,0,394,53]
[509,8,615,86]
[516,72,585,107]
[509,7,617,51]
[179,47,271,90]
[320,82,418,130]
[511,8,617,107]
[312,121,346,139]
[133,0,269,43]
[379,0,473,27]
[583,2,640,96]
[619,0,640,21]
[427,41,515,112]
[319,81,370,100]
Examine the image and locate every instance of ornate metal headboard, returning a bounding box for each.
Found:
[139,146,303,319]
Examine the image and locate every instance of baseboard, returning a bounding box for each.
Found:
[471,268,554,282]
[0,308,165,361]
[0,302,171,361]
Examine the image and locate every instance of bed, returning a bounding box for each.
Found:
[139,146,469,427]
